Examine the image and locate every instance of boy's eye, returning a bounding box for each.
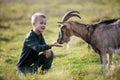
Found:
[40,22,46,25]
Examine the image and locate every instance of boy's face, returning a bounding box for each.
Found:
[34,17,46,33]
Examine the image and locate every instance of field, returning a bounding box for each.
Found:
[0,0,120,80]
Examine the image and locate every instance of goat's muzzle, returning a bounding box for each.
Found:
[57,38,63,44]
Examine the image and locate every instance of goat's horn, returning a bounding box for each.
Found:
[66,14,81,20]
[61,10,80,22]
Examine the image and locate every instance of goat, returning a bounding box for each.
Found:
[57,10,120,74]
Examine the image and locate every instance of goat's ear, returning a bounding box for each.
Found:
[58,22,67,28]
[62,23,68,28]
[57,22,63,27]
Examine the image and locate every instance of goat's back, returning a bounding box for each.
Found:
[91,19,120,50]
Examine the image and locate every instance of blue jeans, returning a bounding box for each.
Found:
[17,51,54,74]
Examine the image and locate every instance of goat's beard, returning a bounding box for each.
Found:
[66,39,71,50]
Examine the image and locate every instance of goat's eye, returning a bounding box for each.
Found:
[61,26,66,30]
[58,24,61,27]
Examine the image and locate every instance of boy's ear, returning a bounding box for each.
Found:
[32,22,35,26]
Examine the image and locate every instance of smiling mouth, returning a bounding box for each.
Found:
[41,27,45,29]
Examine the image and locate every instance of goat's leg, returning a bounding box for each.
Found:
[99,53,106,74]
[108,53,113,70]
[102,54,106,74]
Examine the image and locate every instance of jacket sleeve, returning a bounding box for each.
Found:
[24,34,51,52]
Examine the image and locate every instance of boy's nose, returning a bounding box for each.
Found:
[42,24,46,27]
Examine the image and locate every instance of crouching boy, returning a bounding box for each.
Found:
[17,12,62,76]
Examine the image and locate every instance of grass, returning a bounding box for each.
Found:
[0,0,120,80]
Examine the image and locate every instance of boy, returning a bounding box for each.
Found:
[17,12,62,75]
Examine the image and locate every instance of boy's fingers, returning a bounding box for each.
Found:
[55,43,63,47]
[51,42,63,47]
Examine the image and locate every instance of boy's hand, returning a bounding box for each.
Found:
[49,42,63,47]
[44,50,51,58]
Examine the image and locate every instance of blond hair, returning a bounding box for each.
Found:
[31,12,46,24]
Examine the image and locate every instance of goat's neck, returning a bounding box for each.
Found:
[70,22,90,43]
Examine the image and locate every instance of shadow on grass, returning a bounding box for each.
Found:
[54,54,68,58]
[0,37,10,42]
[0,25,10,29]
[0,74,7,80]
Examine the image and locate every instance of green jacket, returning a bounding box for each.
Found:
[17,30,51,67]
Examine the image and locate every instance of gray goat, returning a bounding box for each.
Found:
[57,10,120,74]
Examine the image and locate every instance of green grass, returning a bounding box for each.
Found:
[0,0,120,80]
